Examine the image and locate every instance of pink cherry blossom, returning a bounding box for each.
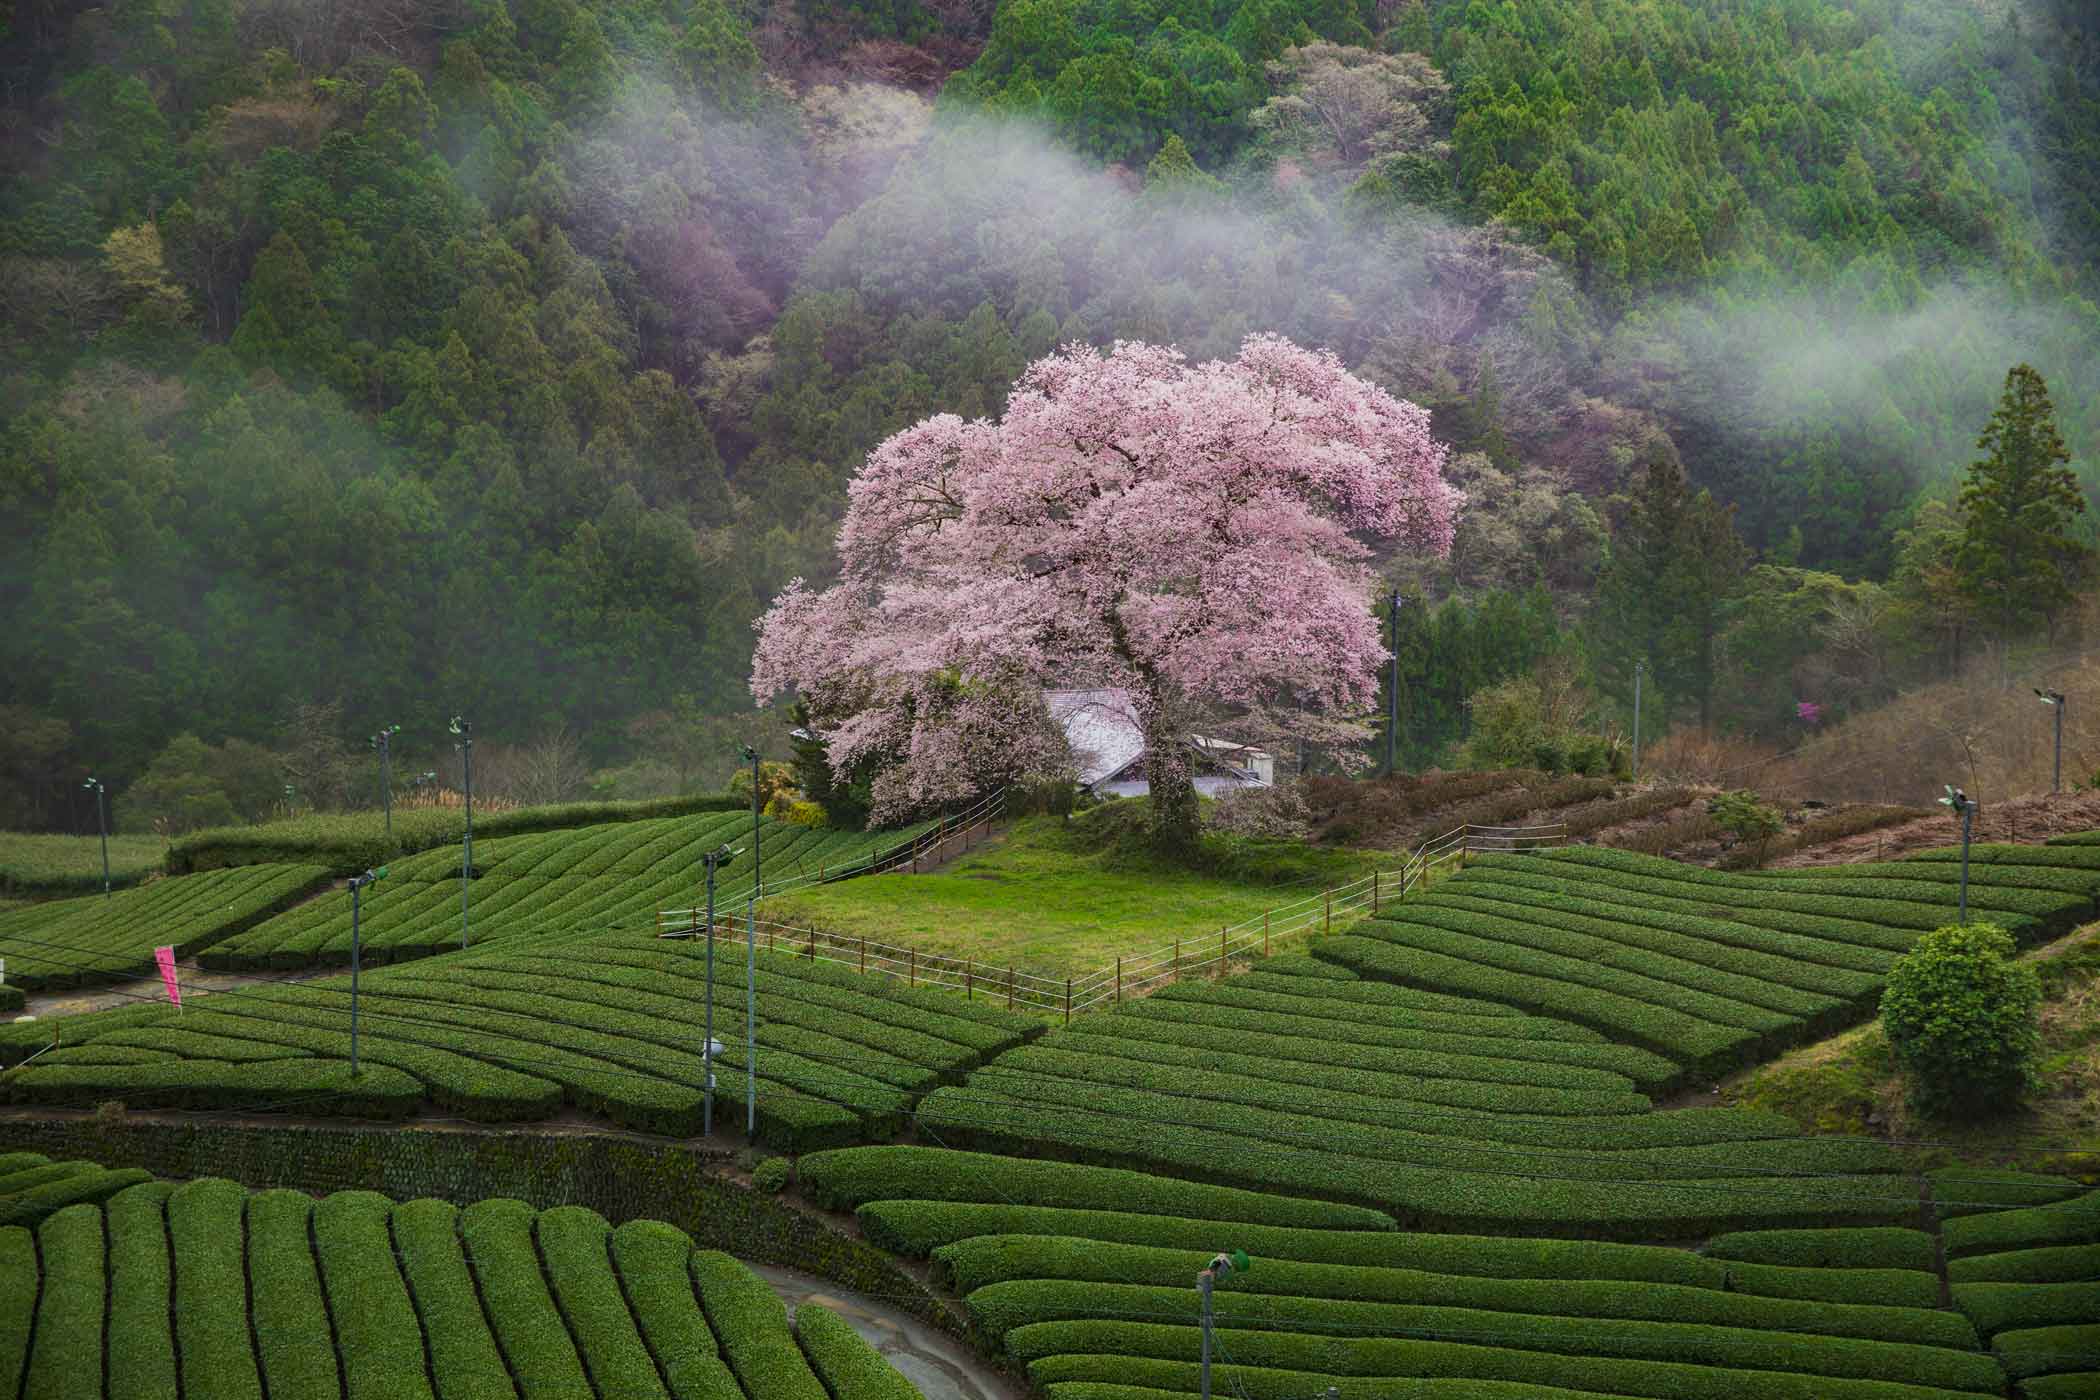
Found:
[753,334,1461,844]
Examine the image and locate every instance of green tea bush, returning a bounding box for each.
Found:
[246,1189,350,1400]
[1954,1281,2100,1339]
[691,1249,830,1400]
[167,1180,264,1400]
[105,1182,179,1396]
[1942,1190,2100,1259]
[315,1190,436,1400]
[611,1220,743,1400]
[462,1197,594,1392]
[1949,1244,2100,1284]
[796,1304,922,1400]
[0,1225,33,1393]
[1703,1228,1939,1272]
[26,1203,105,1397]
[536,1206,669,1399]
[1880,922,2042,1116]
[1721,1261,1942,1310]
[1993,1324,2100,1381]
[752,1155,790,1193]
[1708,790,1785,864]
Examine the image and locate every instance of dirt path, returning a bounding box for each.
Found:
[17,967,333,1021]
[1770,790,2100,867]
[751,1263,1021,1400]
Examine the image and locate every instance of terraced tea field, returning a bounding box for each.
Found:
[202,809,932,970]
[0,1155,920,1399]
[0,863,331,990]
[801,1146,2100,1400]
[0,930,1041,1151]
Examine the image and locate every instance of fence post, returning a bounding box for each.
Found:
[1008,967,1015,1011]
[1325,889,1331,934]
[807,925,815,961]
[1372,871,1379,914]
[1173,938,1180,979]
[1064,978,1072,1026]
[966,964,973,1000]
[1116,956,1123,1003]
[859,937,866,975]
[1264,910,1270,958]
[1220,925,1227,973]
[909,947,916,987]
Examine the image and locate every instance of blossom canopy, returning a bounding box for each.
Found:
[752,334,1461,839]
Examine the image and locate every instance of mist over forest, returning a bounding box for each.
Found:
[3,0,2098,830]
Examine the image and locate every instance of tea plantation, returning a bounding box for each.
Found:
[0,1153,920,1399]
[3,833,2099,1397]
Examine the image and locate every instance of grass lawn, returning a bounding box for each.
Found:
[1724,919,2100,1179]
[759,810,1394,973]
[0,831,168,895]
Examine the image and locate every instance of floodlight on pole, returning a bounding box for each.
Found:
[345,865,389,1074]
[1196,1248,1251,1400]
[745,891,757,1144]
[1385,590,1402,777]
[82,778,109,900]
[451,717,474,948]
[369,724,401,840]
[1937,785,1977,923]
[740,744,761,902]
[700,842,739,1139]
[2035,690,2066,795]
[1632,660,1645,781]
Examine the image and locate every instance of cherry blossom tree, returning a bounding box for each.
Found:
[751,335,1461,850]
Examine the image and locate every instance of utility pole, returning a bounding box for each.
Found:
[1939,786,1977,923]
[1386,590,1402,776]
[1196,1249,1249,1400]
[741,744,761,900]
[82,778,109,900]
[2036,690,2066,794]
[1631,660,1644,781]
[701,843,733,1138]
[450,717,473,948]
[370,725,401,841]
[346,865,388,1074]
[745,891,757,1144]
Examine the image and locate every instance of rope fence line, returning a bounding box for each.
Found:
[656,819,1566,1022]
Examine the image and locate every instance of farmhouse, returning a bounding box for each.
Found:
[1045,687,1275,799]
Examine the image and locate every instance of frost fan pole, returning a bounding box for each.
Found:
[1197,1249,1249,1400]
[1386,589,1402,776]
[2036,689,2066,794]
[347,865,388,1075]
[82,778,109,900]
[1939,785,1976,923]
[370,723,400,841]
[701,843,733,1139]
[1631,659,1644,781]
[745,892,757,1144]
[451,716,473,948]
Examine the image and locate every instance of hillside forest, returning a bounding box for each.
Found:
[4,0,2099,832]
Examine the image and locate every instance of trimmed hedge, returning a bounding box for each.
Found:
[1705,1229,1940,1272]
[1146,979,1603,1041]
[2020,1372,2100,1397]
[460,1197,593,1395]
[1933,1166,2085,1216]
[105,1181,179,1400]
[691,1249,829,1400]
[391,1199,513,1400]
[167,1179,264,1400]
[1996,1325,2100,1381]
[1944,1192,2100,1259]
[1949,1245,2100,1285]
[26,1203,103,1400]
[913,1087,1918,1239]
[799,1147,1395,1229]
[934,1235,1972,1349]
[6,1057,424,1119]
[0,1161,150,1228]
[0,1226,33,1400]
[1723,1261,1943,1310]
[244,1189,344,1400]
[796,1303,924,1400]
[536,1205,670,1400]
[611,1219,745,1400]
[1954,1281,2100,1339]
[1015,1325,2000,1400]
[167,791,746,875]
[314,1189,436,1400]
[1314,931,1745,1083]
[866,1207,1721,1286]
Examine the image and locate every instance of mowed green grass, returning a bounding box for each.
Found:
[763,816,1391,970]
[0,832,168,895]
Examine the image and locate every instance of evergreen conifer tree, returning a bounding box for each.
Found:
[1956,365,2089,641]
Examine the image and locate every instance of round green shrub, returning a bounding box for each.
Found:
[751,1156,790,1193]
[1879,922,2041,1117]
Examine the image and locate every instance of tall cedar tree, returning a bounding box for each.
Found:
[1591,452,1746,731]
[1957,365,2089,641]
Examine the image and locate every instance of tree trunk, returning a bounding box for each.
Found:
[1133,691,1200,857]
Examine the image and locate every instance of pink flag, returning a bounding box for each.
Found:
[154,946,181,1010]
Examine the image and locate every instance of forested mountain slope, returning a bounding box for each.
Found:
[2,0,2095,815]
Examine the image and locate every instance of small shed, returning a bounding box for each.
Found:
[1045,688,1274,799]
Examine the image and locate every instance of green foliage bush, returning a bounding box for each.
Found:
[1707,790,1785,858]
[1720,1261,1942,1311]
[463,1197,595,1392]
[315,1190,436,1400]
[0,1225,33,1395]
[752,1155,791,1193]
[1703,1228,1939,1273]
[246,1189,348,1400]
[167,1180,264,1400]
[1942,1191,2100,1259]
[796,1303,923,1400]
[1954,1281,2100,1341]
[103,1182,178,1398]
[1994,1325,2100,1382]
[1948,1245,2100,1285]
[0,833,168,896]
[612,1220,744,1400]
[537,1206,669,1399]
[27,1203,105,1398]
[692,1249,830,1400]
[1880,922,2043,1117]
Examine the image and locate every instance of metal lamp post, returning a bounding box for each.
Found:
[700,842,737,1138]
[745,891,757,1144]
[82,778,109,900]
[740,744,761,900]
[1938,785,1977,923]
[2035,690,2066,795]
[346,865,389,1074]
[1196,1249,1251,1400]
[370,724,401,840]
[1385,590,1402,776]
[450,717,473,948]
[1632,659,1645,781]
